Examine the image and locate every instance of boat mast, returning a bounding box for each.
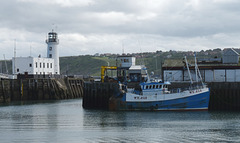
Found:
[185,56,193,85]
[194,53,198,83]
[194,53,204,86]
[197,67,204,86]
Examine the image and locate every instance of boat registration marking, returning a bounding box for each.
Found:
[134,96,147,100]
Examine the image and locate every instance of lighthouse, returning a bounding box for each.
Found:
[46,30,60,74]
[12,30,59,76]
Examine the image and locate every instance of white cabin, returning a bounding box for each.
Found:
[118,56,136,68]
[12,57,54,75]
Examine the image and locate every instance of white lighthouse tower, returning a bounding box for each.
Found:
[46,30,60,74]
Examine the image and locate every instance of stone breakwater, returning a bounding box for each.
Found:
[0,77,84,103]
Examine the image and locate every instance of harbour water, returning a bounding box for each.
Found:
[0,99,240,143]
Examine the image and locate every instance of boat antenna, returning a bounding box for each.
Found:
[52,23,55,32]
[55,25,58,33]
[138,40,144,65]
[122,42,124,55]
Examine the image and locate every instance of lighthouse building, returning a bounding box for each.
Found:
[12,30,60,75]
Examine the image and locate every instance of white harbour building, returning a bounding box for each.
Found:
[12,30,60,75]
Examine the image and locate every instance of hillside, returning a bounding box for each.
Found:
[58,48,225,76]
[60,56,116,76]
[0,48,226,76]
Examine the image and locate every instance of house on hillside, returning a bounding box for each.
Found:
[222,48,239,64]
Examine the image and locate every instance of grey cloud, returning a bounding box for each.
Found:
[1,0,240,37]
[1,0,240,59]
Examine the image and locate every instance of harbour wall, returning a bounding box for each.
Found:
[208,82,240,111]
[83,82,240,111]
[83,82,119,109]
[0,77,84,103]
[2,78,240,111]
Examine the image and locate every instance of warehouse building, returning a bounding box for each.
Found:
[163,48,240,82]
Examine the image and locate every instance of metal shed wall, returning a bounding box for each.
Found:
[164,68,240,82]
[164,70,183,82]
[204,70,214,82]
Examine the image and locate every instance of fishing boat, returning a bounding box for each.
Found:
[109,56,210,111]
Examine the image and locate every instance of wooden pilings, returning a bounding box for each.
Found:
[0,77,84,103]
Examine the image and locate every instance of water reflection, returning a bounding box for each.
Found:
[0,99,240,142]
[0,100,63,143]
[83,110,240,142]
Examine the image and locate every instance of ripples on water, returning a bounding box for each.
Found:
[0,99,240,143]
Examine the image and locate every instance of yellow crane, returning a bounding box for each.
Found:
[101,66,117,82]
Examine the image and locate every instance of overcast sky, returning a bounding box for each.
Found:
[1,0,240,60]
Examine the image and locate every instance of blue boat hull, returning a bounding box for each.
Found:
[109,90,210,111]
